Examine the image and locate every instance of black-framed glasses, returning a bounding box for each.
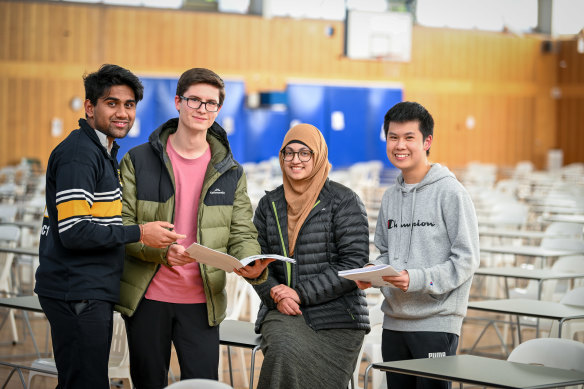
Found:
[281,149,313,162]
[179,96,220,112]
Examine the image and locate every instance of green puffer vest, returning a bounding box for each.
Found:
[114,118,260,326]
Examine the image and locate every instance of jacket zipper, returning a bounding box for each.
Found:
[271,201,291,286]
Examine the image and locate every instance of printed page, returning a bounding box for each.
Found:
[185,243,241,272]
[338,264,401,287]
[240,254,296,267]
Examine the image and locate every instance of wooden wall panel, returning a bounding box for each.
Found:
[0,0,570,170]
[556,40,584,165]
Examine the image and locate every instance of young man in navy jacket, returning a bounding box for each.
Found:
[35,64,184,389]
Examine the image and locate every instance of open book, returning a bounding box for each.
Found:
[185,242,296,273]
[338,264,401,287]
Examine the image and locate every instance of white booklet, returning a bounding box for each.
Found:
[185,242,296,273]
[338,264,401,287]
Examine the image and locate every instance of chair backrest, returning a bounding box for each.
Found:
[544,222,584,239]
[108,312,129,368]
[549,255,584,297]
[541,236,584,251]
[164,379,233,388]
[0,225,20,243]
[552,255,584,273]
[507,338,584,372]
[0,225,20,294]
[225,272,260,322]
[487,201,528,227]
[0,205,17,222]
[561,286,584,307]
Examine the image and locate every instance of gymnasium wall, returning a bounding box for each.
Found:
[0,0,576,170]
[556,39,584,166]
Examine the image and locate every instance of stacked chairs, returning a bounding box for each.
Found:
[0,160,45,358]
[462,160,584,361]
[0,225,21,344]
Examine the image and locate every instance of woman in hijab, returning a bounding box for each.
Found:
[236,123,370,389]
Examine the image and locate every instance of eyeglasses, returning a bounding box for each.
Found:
[281,149,313,162]
[179,96,220,112]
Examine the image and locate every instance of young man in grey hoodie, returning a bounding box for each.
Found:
[356,101,480,389]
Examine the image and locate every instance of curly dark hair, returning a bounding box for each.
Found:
[83,64,144,106]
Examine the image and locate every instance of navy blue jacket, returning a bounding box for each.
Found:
[35,119,140,302]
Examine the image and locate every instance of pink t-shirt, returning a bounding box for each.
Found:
[145,137,211,304]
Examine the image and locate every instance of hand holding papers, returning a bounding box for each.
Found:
[339,264,401,287]
[185,242,295,273]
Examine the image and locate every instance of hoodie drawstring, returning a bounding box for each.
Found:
[406,187,418,263]
[393,189,403,262]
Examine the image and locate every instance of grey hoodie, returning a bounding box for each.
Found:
[372,163,479,335]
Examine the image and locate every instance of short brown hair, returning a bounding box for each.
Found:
[176,68,225,106]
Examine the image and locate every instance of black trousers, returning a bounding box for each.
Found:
[39,296,114,389]
[381,329,459,389]
[124,299,220,389]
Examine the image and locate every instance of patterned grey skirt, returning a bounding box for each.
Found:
[257,310,366,389]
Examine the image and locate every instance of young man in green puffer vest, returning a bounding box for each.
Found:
[116,68,260,388]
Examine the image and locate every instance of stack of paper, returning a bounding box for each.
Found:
[338,264,400,287]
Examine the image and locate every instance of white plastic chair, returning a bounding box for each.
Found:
[0,204,17,222]
[0,225,20,344]
[0,182,18,203]
[541,235,584,252]
[164,378,233,388]
[549,286,584,340]
[509,255,584,302]
[506,256,584,342]
[478,199,528,231]
[507,338,584,375]
[27,311,132,388]
[354,299,385,389]
[544,222,584,239]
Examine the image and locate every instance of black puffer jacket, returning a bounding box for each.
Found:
[253,179,370,333]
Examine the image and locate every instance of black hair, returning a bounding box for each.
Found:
[383,101,434,156]
[176,68,225,106]
[83,64,144,106]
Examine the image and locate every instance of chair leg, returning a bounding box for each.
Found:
[9,309,18,344]
[227,345,234,387]
[249,345,260,389]
[363,363,374,389]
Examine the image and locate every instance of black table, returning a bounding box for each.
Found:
[0,246,38,256]
[365,354,584,389]
[467,298,584,343]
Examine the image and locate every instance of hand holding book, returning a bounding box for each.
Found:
[234,257,275,279]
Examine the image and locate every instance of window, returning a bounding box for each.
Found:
[416,0,537,33]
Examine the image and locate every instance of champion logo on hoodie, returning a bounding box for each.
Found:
[388,219,436,229]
